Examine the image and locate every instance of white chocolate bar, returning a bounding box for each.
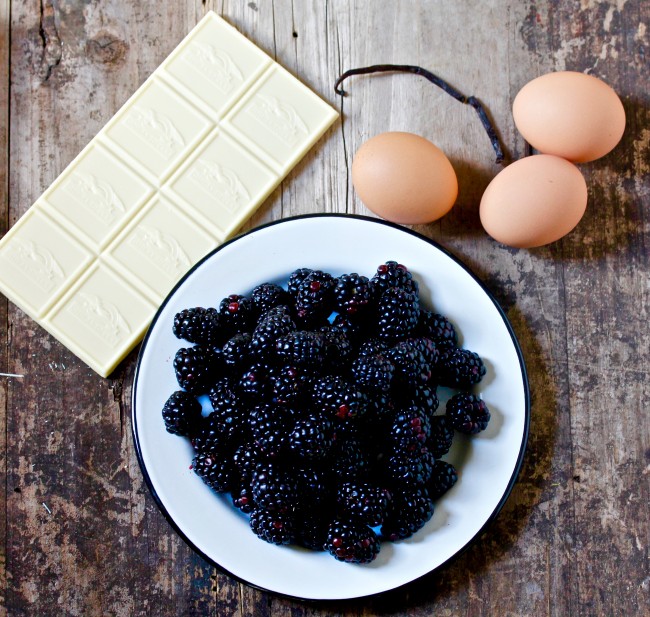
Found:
[0,12,338,377]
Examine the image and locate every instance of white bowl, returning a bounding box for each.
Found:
[132,214,530,600]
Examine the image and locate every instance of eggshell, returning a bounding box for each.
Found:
[479,154,588,248]
[513,71,625,163]
[351,132,458,225]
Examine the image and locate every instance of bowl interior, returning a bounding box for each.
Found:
[133,215,529,600]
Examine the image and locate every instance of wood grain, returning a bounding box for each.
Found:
[1,1,648,615]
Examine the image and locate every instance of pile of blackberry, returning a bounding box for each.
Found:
[162,261,491,564]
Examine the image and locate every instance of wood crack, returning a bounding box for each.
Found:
[38,0,62,82]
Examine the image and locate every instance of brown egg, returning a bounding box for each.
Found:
[479,154,588,248]
[513,71,625,163]
[351,132,458,224]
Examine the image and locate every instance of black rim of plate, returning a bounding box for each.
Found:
[131,213,531,602]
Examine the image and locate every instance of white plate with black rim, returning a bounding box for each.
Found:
[132,214,530,600]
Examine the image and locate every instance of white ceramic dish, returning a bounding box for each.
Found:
[132,214,530,600]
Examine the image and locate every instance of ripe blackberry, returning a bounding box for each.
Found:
[191,452,234,492]
[237,363,271,403]
[446,393,491,434]
[389,406,432,451]
[294,270,336,324]
[162,390,201,436]
[365,390,395,420]
[312,376,369,421]
[332,437,372,482]
[394,382,439,416]
[295,510,329,550]
[231,482,255,514]
[357,337,390,358]
[275,331,326,368]
[375,287,419,341]
[428,415,454,458]
[251,462,298,512]
[251,282,290,316]
[381,486,434,541]
[222,333,251,374]
[428,460,458,499]
[288,267,313,296]
[370,261,419,297]
[267,364,312,405]
[417,310,458,350]
[386,338,435,387]
[295,465,334,507]
[249,508,295,545]
[250,305,296,358]
[172,307,224,346]
[232,441,265,483]
[248,404,292,457]
[207,378,244,442]
[381,445,435,487]
[438,348,486,389]
[325,520,380,564]
[218,294,256,334]
[336,482,392,526]
[332,314,367,346]
[351,353,395,394]
[288,413,333,460]
[173,346,217,394]
[191,414,231,454]
[319,326,354,371]
[334,273,372,316]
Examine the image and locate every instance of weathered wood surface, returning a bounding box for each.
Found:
[1,0,648,615]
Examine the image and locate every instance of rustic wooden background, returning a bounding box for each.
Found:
[1,0,648,615]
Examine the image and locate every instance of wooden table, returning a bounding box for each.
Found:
[1,1,648,615]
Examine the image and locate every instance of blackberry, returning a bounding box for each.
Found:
[446,393,491,434]
[191,452,234,492]
[357,337,390,358]
[191,414,231,454]
[394,382,439,416]
[250,305,296,358]
[222,333,251,374]
[251,282,290,316]
[370,261,419,297]
[389,406,432,451]
[375,287,419,341]
[332,437,372,482]
[428,460,458,499]
[207,378,245,442]
[231,482,255,513]
[267,364,313,405]
[325,519,380,564]
[381,445,435,487]
[336,482,392,526]
[232,441,265,483]
[294,270,336,324]
[275,331,326,368]
[288,413,333,460]
[381,486,434,541]
[386,338,435,387]
[249,508,295,545]
[438,348,486,389]
[319,326,354,371]
[173,307,224,346]
[366,390,395,420]
[218,294,256,334]
[251,462,298,512]
[288,267,313,296]
[248,404,292,457]
[162,390,201,436]
[237,363,271,403]
[295,465,333,507]
[312,376,369,421]
[295,510,329,550]
[332,314,367,346]
[428,415,454,458]
[351,353,395,394]
[417,310,458,350]
[173,346,217,394]
[334,273,372,316]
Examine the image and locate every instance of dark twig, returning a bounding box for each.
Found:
[334,64,505,164]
